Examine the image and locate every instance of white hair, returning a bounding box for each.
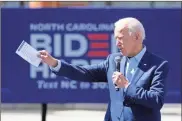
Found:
[114,17,146,41]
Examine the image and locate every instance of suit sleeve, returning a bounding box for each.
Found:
[124,61,169,110]
[52,55,110,82]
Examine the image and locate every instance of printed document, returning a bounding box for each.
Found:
[16,40,42,67]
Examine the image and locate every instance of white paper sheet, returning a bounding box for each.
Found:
[16,40,42,67]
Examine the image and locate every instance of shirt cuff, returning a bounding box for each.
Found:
[124,83,131,92]
[50,60,61,72]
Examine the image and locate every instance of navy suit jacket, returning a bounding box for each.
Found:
[52,50,169,121]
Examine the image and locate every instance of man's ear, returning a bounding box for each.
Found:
[135,32,142,43]
[135,32,139,40]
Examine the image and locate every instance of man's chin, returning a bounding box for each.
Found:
[120,51,125,56]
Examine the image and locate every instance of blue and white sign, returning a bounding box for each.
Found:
[1,8,181,103]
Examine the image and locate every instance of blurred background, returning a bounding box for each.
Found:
[0,1,181,8]
[1,1,181,121]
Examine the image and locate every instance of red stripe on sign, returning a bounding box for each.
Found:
[87,34,109,40]
[90,42,109,49]
[87,51,109,57]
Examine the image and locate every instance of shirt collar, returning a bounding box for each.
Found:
[127,45,146,63]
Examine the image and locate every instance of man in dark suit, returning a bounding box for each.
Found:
[39,17,169,121]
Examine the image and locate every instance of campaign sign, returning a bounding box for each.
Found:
[1,8,181,103]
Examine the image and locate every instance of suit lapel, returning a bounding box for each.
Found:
[131,68,144,84]
[130,50,150,84]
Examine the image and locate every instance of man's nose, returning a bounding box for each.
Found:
[116,40,122,47]
[116,41,120,47]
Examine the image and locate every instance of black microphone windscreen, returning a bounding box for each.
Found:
[114,56,122,72]
[114,56,122,91]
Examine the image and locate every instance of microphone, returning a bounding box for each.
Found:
[114,56,122,91]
